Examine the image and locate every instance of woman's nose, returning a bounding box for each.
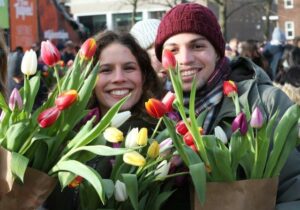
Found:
[112,68,126,83]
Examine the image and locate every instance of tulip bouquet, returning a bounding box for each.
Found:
[0,38,133,207]
[158,50,300,206]
[78,122,182,210]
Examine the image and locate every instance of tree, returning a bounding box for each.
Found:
[208,0,275,40]
[126,0,139,25]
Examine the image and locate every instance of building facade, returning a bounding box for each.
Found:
[66,0,206,36]
[278,0,300,41]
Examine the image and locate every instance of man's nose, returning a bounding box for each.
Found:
[177,47,193,65]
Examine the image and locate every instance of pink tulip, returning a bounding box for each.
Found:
[162,91,175,112]
[250,107,264,128]
[9,88,23,111]
[231,112,248,135]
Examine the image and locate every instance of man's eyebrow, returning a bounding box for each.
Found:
[163,37,207,47]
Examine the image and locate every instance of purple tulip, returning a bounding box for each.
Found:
[9,88,23,111]
[231,112,248,135]
[250,107,264,128]
[82,108,100,125]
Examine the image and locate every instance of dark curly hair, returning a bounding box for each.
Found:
[90,30,162,123]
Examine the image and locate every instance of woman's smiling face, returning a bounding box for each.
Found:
[95,42,143,115]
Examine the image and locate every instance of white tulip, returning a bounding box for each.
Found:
[114,180,128,202]
[21,49,37,76]
[111,111,131,128]
[125,127,139,148]
[214,126,228,144]
[155,160,171,180]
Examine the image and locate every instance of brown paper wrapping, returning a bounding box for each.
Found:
[0,147,13,198]
[0,167,57,210]
[193,177,278,210]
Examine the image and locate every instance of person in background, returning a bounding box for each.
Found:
[228,37,239,58]
[154,3,300,210]
[239,39,271,78]
[274,65,300,105]
[130,19,171,91]
[7,46,24,95]
[44,31,162,210]
[61,40,76,66]
[263,27,286,80]
[293,36,300,48]
[0,30,8,98]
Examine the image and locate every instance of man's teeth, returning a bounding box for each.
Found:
[181,69,197,77]
[111,90,130,95]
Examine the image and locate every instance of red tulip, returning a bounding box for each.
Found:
[145,98,167,118]
[162,50,176,70]
[232,112,248,135]
[79,38,97,60]
[183,127,204,146]
[183,131,194,146]
[162,91,175,112]
[38,106,61,128]
[223,80,237,97]
[189,144,198,153]
[68,176,83,188]
[176,120,189,136]
[41,40,61,66]
[55,89,78,110]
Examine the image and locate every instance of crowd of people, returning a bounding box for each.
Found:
[1,2,300,210]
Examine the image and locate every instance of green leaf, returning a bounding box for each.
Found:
[122,174,138,210]
[6,120,31,151]
[0,92,9,111]
[153,190,176,210]
[11,152,29,182]
[264,104,300,177]
[102,179,115,199]
[62,145,132,161]
[58,171,76,189]
[189,163,206,205]
[51,160,106,204]
[196,109,208,127]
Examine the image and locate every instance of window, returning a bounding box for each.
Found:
[285,21,295,39]
[79,15,106,36]
[284,0,294,9]
[113,13,142,33]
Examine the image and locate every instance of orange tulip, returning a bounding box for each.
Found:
[79,38,97,60]
[162,49,176,70]
[68,176,83,188]
[55,90,78,110]
[145,98,167,119]
[37,106,61,128]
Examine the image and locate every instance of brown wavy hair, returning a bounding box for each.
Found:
[90,30,162,123]
[0,30,7,99]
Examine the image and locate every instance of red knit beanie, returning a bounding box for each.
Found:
[155,3,225,61]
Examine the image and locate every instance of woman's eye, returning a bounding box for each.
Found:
[194,44,204,49]
[99,68,111,73]
[124,66,136,71]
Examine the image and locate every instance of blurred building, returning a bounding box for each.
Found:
[278,0,300,42]
[65,0,206,36]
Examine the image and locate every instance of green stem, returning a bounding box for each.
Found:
[54,65,62,94]
[156,171,189,181]
[233,94,240,114]
[150,117,163,140]
[19,125,39,155]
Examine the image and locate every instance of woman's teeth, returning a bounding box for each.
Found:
[110,90,130,96]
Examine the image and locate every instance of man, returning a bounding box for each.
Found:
[155,3,300,210]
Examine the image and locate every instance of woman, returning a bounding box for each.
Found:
[90,30,162,128]
[45,31,162,210]
[0,30,7,99]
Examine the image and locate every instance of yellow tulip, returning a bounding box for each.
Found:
[147,141,159,159]
[123,151,146,167]
[137,127,148,146]
[103,127,124,143]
